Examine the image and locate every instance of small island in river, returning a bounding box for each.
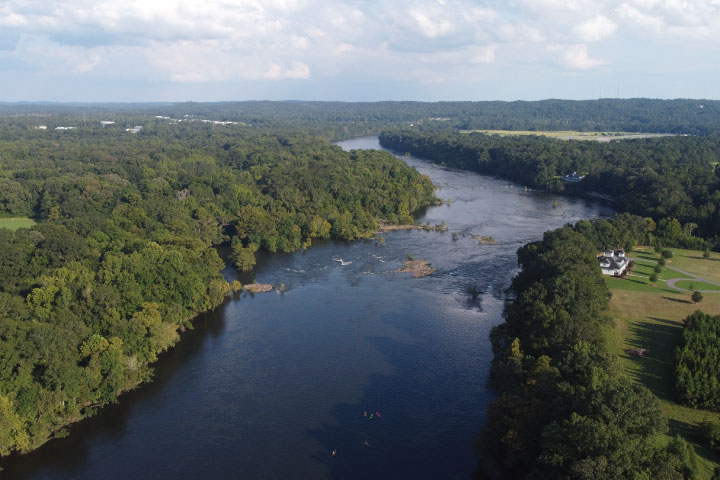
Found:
[397,259,435,277]
[244,283,275,293]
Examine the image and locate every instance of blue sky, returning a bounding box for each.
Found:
[1,0,719,102]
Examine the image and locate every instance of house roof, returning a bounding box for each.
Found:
[598,253,627,270]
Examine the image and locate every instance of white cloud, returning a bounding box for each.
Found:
[1,0,719,89]
[408,9,455,38]
[8,35,107,73]
[263,61,310,79]
[471,45,496,63]
[573,15,617,41]
[550,43,606,69]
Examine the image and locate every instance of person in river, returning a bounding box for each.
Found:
[331,449,337,456]
[363,440,371,448]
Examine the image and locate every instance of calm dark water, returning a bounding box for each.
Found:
[1,137,612,479]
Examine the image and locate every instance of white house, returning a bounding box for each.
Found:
[598,249,629,276]
[563,172,585,183]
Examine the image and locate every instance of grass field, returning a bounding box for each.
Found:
[0,217,35,230]
[459,129,675,142]
[603,253,691,294]
[605,247,720,478]
[664,247,720,285]
[674,280,720,292]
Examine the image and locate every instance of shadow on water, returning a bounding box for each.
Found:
[0,302,231,479]
[307,334,486,480]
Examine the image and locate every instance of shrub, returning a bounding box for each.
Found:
[700,419,720,451]
[658,257,666,267]
[692,291,704,303]
[654,264,663,274]
[662,249,674,259]
[649,273,659,283]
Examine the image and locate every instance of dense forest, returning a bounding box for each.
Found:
[675,312,720,411]
[477,215,698,479]
[150,99,720,134]
[379,130,720,245]
[3,99,720,477]
[2,98,720,138]
[0,120,435,455]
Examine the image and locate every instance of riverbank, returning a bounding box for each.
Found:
[377,222,447,233]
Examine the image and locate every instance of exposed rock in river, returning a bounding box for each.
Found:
[244,283,274,293]
[397,260,435,278]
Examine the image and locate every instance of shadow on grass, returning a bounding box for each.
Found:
[625,318,683,402]
[669,417,701,441]
[660,287,685,294]
[662,296,694,304]
[668,418,720,473]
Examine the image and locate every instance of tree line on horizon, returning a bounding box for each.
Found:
[2,98,720,140]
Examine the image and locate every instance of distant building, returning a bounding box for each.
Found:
[101,121,115,126]
[125,126,143,133]
[598,249,628,276]
[55,126,76,130]
[563,172,585,183]
[35,125,47,130]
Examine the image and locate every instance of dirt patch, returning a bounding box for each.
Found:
[396,260,435,278]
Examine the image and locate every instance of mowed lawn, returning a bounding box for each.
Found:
[603,250,691,294]
[605,247,720,478]
[665,247,720,285]
[0,217,35,230]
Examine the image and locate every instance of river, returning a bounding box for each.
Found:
[0,136,612,479]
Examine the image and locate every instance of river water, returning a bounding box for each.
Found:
[1,136,612,479]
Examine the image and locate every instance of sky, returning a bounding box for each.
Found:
[1,0,719,102]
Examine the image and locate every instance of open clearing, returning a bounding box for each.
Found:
[605,247,720,478]
[663,247,720,285]
[0,217,35,230]
[459,129,676,142]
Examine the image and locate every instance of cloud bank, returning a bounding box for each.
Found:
[0,0,718,100]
